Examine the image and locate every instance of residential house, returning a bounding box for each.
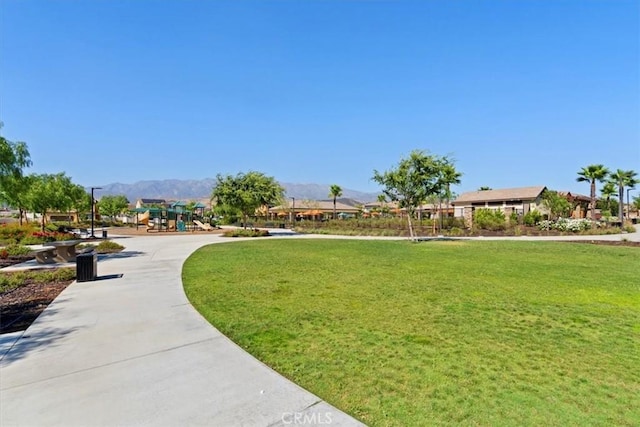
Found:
[452,186,547,227]
[268,199,361,221]
[135,198,169,209]
[558,192,591,219]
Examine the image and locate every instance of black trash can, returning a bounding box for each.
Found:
[102,229,108,239]
[77,251,97,282]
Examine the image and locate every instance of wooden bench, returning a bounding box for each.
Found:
[44,240,82,263]
[34,247,57,264]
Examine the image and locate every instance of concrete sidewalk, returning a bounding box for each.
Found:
[0,233,363,426]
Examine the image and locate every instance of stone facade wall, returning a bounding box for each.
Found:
[463,207,473,229]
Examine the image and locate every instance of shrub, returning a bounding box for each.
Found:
[523,210,542,226]
[474,209,506,231]
[0,267,75,293]
[222,228,271,238]
[448,227,463,236]
[20,231,76,244]
[78,240,125,253]
[0,224,30,245]
[538,218,592,232]
[6,244,33,256]
[509,211,519,225]
[19,235,46,245]
[95,240,125,252]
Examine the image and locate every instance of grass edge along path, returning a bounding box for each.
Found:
[183,239,640,426]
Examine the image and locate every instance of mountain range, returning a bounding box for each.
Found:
[94,179,381,204]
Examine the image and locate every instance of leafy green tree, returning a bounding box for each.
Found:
[372,150,453,240]
[576,164,609,221]
[596,198,619,221]
[437,161,462,221]
[0,174,33,225]
[478,186,492,191]
[54,178,87,224]
[633,195,640,213]
[99,194,130,221]
[211,171,284,229]
[0,132,31,179]
[68,184,91,224]
[0,131,32,224]
[329,184,343,220]
[542,190,572,220]
[609,169,639,223]
[24,173,70,231]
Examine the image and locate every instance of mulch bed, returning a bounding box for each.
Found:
[0,279,73,334]
[0,255,35,269]
[0,256,74,334]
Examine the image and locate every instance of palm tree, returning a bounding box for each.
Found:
[609,169,639,223]
[329,184,343,220]
[600,181,617,214]
[576,164,609,221]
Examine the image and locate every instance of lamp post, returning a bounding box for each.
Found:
[290,197,295,225]
[627,188,634,221]
[90,187,102,238]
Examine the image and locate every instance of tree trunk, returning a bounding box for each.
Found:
[590,180,596,221]
[406,211,415,241]
[618,186,624,224]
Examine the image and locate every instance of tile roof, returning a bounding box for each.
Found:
[269,200,360,213]
[453,186,546,204]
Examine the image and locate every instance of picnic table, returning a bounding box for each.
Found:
[44,240,82,263]
[34,247,58,264]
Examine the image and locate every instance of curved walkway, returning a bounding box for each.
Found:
[1,226,637,426]
[0,233,364,426]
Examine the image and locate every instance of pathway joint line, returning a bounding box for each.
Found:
[1,336,221,391]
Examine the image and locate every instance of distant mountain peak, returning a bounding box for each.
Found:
[94,179,380,203]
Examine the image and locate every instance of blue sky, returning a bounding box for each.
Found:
[1,0,638,196]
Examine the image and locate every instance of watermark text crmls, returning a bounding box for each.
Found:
[281,411,333,425]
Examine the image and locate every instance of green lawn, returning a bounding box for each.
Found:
[182,240,640,426]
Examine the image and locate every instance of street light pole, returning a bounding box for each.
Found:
[291,197,295,225]
[90,187,102,238]
[627,188,634,221]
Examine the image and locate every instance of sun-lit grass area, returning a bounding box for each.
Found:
[182,239,640,426]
